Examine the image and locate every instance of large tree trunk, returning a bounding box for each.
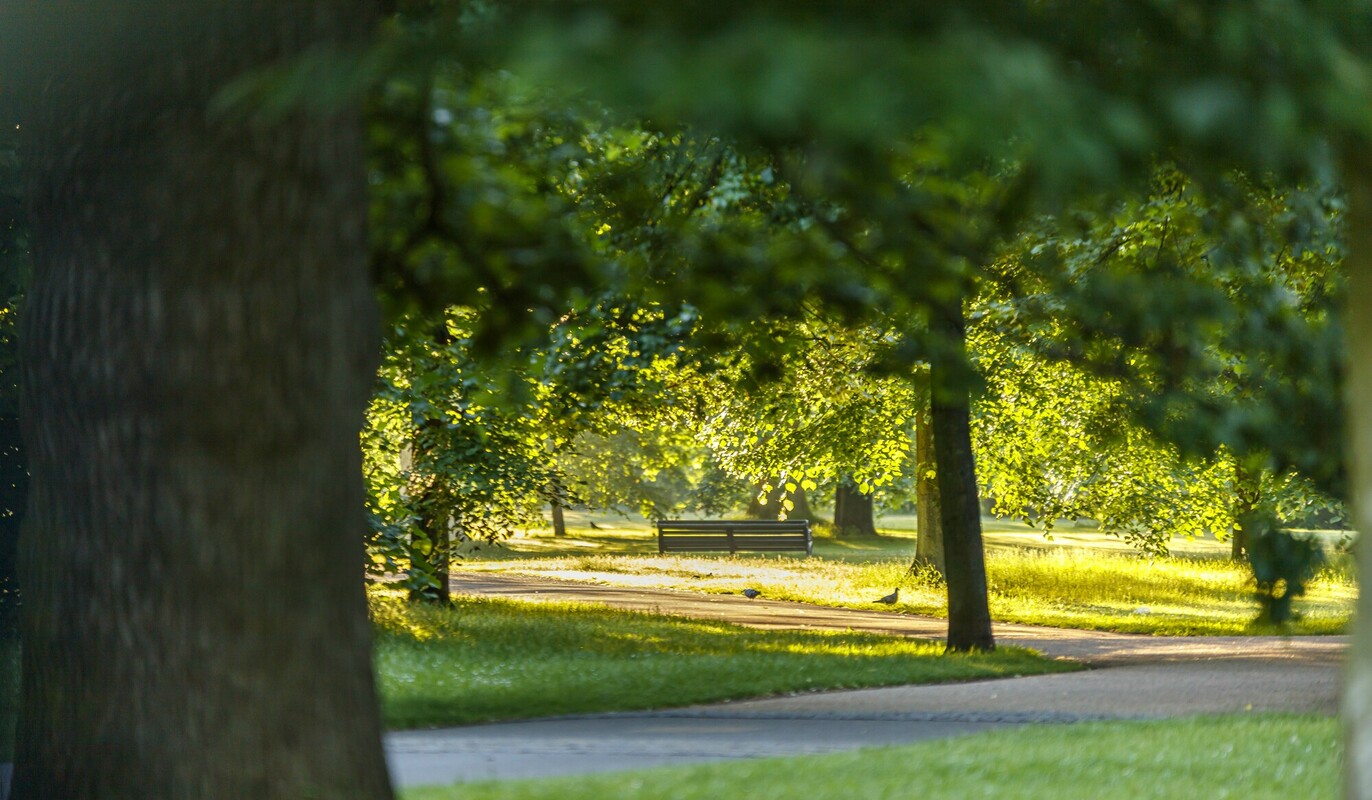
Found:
[551,502,567,538]
[12,4,393,798]
[833,477,878,537]
[931,300,994,653]
[912,397,945,574]
[1342,161,1372,800]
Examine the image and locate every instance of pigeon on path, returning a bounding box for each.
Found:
[742,588,762,599]
[875,588,899,605]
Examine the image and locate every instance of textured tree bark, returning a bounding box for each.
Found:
[832,477,877,537]
[930,300,994,652]
[912,399,945,574]
[1342,160,1372,800]
[12,3,394,798]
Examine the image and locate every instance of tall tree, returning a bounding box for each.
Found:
[929,298,994,651]
[10,4,392,797]
[363,310,555,601]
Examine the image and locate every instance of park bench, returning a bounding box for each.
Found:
[656,519,813,556]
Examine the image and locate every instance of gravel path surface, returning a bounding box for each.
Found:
[385,572,1345,788]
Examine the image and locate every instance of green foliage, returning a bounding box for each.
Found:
[995,171,1344,496]
[554,427,717,521]
[699,320,919,510]
[969,168,1344,572]
[533,299,697,438]
[365,45,601,352]
[364,309,555,591]
[363,292,712,582]
[971,327,1342,555]
[502,2,1372,187]
[972,324,1233,554]
[536,298,727,519]
[1243,509,1327,625]
[251,0,1358,638]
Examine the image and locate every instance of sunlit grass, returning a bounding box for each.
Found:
[467,514,1355,635]
[370,590,1075,729]
[405,714,1338,800]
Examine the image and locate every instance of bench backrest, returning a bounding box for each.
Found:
[656,519,812,555]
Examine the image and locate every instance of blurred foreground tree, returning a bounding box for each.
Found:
[0,111,25,783]
[7,3,393,797]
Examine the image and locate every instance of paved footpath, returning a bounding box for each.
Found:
[385,572,1346,788]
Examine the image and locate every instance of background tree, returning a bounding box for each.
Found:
[971,168,1345,604]
[364,310,556,603]
[699,319,917,529]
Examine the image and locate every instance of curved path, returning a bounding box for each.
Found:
[385,572,1345,788]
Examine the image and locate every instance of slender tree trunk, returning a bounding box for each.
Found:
[746,481,813,521]
[551,502,567,537]
[833,476,878,537]
[547,475,568,537]
[12,4,393,798]
[931,299,994,652]
[912,397,945,574]
[1342,158,1372,800]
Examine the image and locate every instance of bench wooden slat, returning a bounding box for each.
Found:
[656,519,812,556]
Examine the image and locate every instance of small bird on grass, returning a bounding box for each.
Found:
[742,588,762,599]
[875,588,899,605]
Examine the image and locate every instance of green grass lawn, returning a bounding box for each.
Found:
[405,714,1338,800]
[371,590,1076,729]
[463,513,1355,636]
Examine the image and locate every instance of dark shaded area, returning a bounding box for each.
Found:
[746,483,813,522]
[833,477,877,538]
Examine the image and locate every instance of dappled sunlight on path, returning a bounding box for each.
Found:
[449,571,1345,667]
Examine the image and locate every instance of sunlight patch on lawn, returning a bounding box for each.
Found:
[371,590,1075,729]
[462,537,1355,635]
